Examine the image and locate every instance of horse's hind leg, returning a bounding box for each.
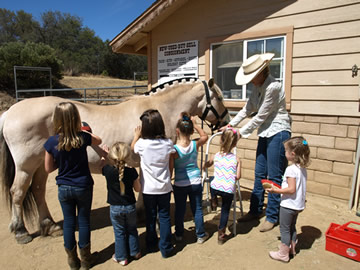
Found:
[32,166,62,237]
[9,170,33,244]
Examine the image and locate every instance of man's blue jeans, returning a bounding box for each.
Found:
[58,185,93,250]
[142,192,173,258]
[173,184,206,239]
[250,131,290,224]
[110,204,140,261]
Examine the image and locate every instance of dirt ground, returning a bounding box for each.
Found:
[1,76,359,269]
[0,172,359,270]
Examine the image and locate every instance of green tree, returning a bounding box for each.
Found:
[0,41,63,90]
[0,9,147,80]
[103,40,147,79]
[0,8,40,44]
[38,11,106,75]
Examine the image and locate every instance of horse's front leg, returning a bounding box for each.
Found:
[32,165,62,237]
[9,170,33,244]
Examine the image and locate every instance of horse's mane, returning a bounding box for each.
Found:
[124,77,223,101]
[144,77,200,96]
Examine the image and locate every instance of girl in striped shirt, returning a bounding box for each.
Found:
[204,128,241,244]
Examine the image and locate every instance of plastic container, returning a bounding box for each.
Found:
[325,221,360,261]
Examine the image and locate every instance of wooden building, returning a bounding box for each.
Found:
[110,0,360,202]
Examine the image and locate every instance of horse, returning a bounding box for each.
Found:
[0,78,229,244]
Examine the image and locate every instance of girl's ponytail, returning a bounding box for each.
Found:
[108,142,131,195]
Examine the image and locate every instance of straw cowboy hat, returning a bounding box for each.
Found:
[235,53,274,85]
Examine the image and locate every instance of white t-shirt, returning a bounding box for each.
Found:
[134,138,175,194]
[280,164,307,210]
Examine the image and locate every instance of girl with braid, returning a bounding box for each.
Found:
[100,142,141,266]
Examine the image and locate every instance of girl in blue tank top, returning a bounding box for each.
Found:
[170,112,209,244]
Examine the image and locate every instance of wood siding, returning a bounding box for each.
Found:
[150,0,360,116]
[147,0,360,201]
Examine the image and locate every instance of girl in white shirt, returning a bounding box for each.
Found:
[266,136,310,262]
[131,109,175,258]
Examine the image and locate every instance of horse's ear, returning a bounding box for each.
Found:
[208,78,214,88]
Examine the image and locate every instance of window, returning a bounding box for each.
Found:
[210,36,285,100]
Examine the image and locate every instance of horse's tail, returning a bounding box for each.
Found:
[0,111,37,221]
[0,111,15,210]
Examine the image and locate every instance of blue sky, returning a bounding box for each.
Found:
[1,0,156,41]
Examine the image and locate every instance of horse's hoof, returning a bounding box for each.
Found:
[49,224,63,237]
[40,218,63,237]
[16,233,33,244]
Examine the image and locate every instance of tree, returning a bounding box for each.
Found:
[0,9,147,80]
[0,8,40,44]
[103,40,147,79]
[0,41,63,90]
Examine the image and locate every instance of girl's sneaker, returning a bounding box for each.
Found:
[112,254,128,266]
[197,232,209,244]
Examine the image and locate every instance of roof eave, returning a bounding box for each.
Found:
[109,0,188,55]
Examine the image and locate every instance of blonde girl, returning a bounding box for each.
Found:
[100,142,141,266]
[204,128,241,244]
[44,102,101,270]
[266,136,310,262]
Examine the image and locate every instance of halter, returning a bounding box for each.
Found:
[199,80,228,133]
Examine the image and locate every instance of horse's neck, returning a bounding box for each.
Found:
[152,82,202,111]
[149,82,203,141]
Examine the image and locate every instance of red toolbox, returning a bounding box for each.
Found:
[325,221,360,261]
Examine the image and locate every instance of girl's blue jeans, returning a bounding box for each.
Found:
[250,130,290,223]
[173,184,206,239]
[58,185,93,250]
[110,204,140,261]
[142,192,173,258]
[210,187,234,230]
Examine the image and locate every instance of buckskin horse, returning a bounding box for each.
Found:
[0,78,229,244]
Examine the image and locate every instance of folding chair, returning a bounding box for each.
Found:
[202,132,243,236]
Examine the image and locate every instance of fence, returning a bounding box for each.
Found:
[14,67,148,104]
[15,84,148,104]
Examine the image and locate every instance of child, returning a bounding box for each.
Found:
[204,127,241,245]
[131,109,175,258]
[170,113,209,244]
[44,102,102,270]
[266,136,310,262]
[100,142,141,266]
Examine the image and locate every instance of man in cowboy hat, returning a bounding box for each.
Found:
[222,53,291,232]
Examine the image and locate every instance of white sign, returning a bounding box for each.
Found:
[157,40,198,84]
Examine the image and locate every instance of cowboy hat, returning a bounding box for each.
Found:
[235,53,274,85]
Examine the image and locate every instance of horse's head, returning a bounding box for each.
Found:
[198,78,230,132]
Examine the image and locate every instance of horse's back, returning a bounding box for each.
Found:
[4,97,64,138]
[3,97,72,166]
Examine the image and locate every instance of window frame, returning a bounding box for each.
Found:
[205,26,293,110]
